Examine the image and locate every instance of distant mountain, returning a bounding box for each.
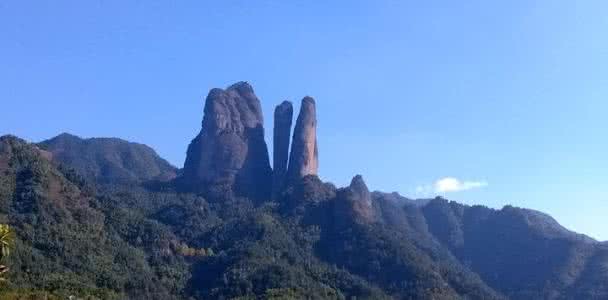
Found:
[39,133,177,184]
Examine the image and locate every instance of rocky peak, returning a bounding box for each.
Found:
[348,175,372,206]
[272,101,294,199]
[181,82,272,200]
[202,82,264,134]
[334,175,375,224]
[287,96,318,181]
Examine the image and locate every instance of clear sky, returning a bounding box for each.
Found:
[1,1,607,240]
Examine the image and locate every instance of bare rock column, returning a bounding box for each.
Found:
[272,101,293,198]
[287,96,318,181]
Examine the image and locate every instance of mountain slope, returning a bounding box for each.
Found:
[1,135,501,299]
[39,133,177,184]
[3,133,607,299]
[279,175,504,299]
[422,197,607,299]
[0,135,187,299]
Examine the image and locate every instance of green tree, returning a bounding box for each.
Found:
[0,224,12,282]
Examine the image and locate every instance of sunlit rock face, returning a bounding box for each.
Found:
[287,96,318,181]
[182,82,272,200]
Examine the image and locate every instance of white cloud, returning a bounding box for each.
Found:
[414,177,488,197]
[434,177,487,193]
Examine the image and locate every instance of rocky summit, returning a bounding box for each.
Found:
[181,82,272,200]
[180,83,320,201]
[334,175,376,224]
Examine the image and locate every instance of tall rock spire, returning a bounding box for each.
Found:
[272,101,293,198]
[181,81,272,200]
[287,96,318,181]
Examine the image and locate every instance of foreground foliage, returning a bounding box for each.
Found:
[0,225,12,283]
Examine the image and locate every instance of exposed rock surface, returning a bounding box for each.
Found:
[39,133,177,183]
[334,175,375,224]
[348,175,372,206]
[181,82,272,200]
[272,101,293,199]
[287,97,318,181]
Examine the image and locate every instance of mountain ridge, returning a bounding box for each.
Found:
[38,132,178,184]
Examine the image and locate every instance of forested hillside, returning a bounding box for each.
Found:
[1,134,607,299]
[0,83,606,299]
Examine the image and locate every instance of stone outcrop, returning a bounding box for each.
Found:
[181,82,272,200]
[348,175,372,206]
[287,97,318,181]
[272,101,293,198]
[335,175,375,224]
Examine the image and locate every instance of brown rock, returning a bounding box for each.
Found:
[335,175,375,224]
[182,82,272,200]
[287,96,318,181]
[272,101,293,198]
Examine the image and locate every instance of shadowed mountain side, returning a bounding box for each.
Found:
[0,135,183,298]
[272,101,293,200]
[421,198,605,299]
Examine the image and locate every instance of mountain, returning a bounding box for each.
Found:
[0,135,187,299]
[178,83,320,202]
[422,198,608,299]
[39,133,177,184]
[180,82,273,201]
[287,175,504,299]
[2,81,607,299]
[0,135,390,299]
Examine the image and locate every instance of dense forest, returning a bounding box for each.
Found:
[0,133,606,299]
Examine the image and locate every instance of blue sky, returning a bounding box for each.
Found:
[1,1,607,240]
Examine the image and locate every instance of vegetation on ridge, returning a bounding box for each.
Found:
[0,225,12,283]
[0,134,607,299]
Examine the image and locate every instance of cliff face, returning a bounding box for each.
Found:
[179,85,322,201]
[334,175,375,225]
[272,101,293,199]
[287,97,318,181]
[181,82,272,200]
